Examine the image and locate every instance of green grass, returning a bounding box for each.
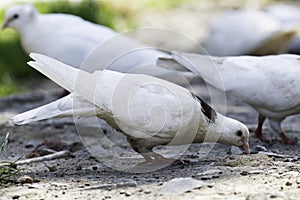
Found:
[0,133,23,186]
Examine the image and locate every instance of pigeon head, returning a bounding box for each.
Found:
[2,4,38,30]
[216,116,250,154]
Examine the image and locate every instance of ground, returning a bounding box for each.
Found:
[1,1,300,200]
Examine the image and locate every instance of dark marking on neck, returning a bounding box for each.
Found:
[192,93,217,123]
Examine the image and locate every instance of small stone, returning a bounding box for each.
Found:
[12,195,20,199]
[212,175,220,179]
[119,190,126,194]
[75,166,82,170]
[258,151,286,158]
[230,146,243,155]
[17,175,33,184]
[286,182,292,186]
[296,178,300,184]
[143,189,151,194]
[269,192,285,198]
[270,173,281,178]
[283,171,299,177]
[159,178,207,195]
[240,171,248,176]
[45,164,57,172]
[125,192,132,197]
[249,170,264,175]
[199,169,223,176]
[200,176,212,180]
[254,145,268,152]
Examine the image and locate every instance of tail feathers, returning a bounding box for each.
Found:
[11,95,75,125]
[11,94,99,125]
[253,28,297,55]
[167,52,226,91]
[28,53,82,92]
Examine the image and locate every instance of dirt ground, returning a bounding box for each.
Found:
[1,1,300,200]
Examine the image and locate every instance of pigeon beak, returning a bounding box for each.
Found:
[242,142,250,155]
[1,19,10,29]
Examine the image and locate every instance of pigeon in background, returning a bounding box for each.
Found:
[264,4,300,54]
[158,52,300,144]
[11,53,250,162]
[1,4,194,85]
[203,9,297,56]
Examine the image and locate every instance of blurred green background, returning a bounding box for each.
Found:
[0,0,198,96]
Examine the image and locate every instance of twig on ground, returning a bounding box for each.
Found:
[16,150,71,165]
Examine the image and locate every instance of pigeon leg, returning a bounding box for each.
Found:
[128,139,176,164]
[279,132,296,144]
[268,119,295,144]
[254,114,270,143]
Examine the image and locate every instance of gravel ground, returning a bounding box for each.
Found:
[1,1,300,199]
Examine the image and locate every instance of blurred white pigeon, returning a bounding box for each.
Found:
[158,52,300,144]
[11,53,250,162]
[264,4,300,54]
[2,4,193,83]
[203,9,297,56]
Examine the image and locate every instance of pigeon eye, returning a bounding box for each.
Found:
[13,14,19,19]
[236,130,243,137]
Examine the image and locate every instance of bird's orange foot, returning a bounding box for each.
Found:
[255,130,271,144]
[279,132,296,145]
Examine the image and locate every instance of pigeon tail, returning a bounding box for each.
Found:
[11,94,98,125]
[11,94,74,125]
[164,52,226,91]
[28,53,81,92]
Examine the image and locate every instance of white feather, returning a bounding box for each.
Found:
[164,52,300,142]
[3,4,195,84]
[12,54,250,157]
[203,9,297,56]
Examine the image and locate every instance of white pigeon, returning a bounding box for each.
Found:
[203,9,297,56]
[158,52,300,144]
[264,4,300,54]
[2,4,193,83]
[11,53,250,162]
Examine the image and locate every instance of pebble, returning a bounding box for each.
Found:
[12,195,20,199]
[200,176,212,180]
[45,164,57,172]
[125,192,132,197]
[296,178,300,184]
[143,189,151,194]
[258,151,286,158]
[159,177,207,195]
[24,140,39,149]
[269,192,285,198]
[119,190,126,194]
[230,146,243,155]
[212,174,220,179]
[240,171,248,176]
[285,182,292,186]
[17,175,33,184]
[282,171,299,177]
[198,169,223,176]
[254,145,268,152]
[249,170,264,175]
